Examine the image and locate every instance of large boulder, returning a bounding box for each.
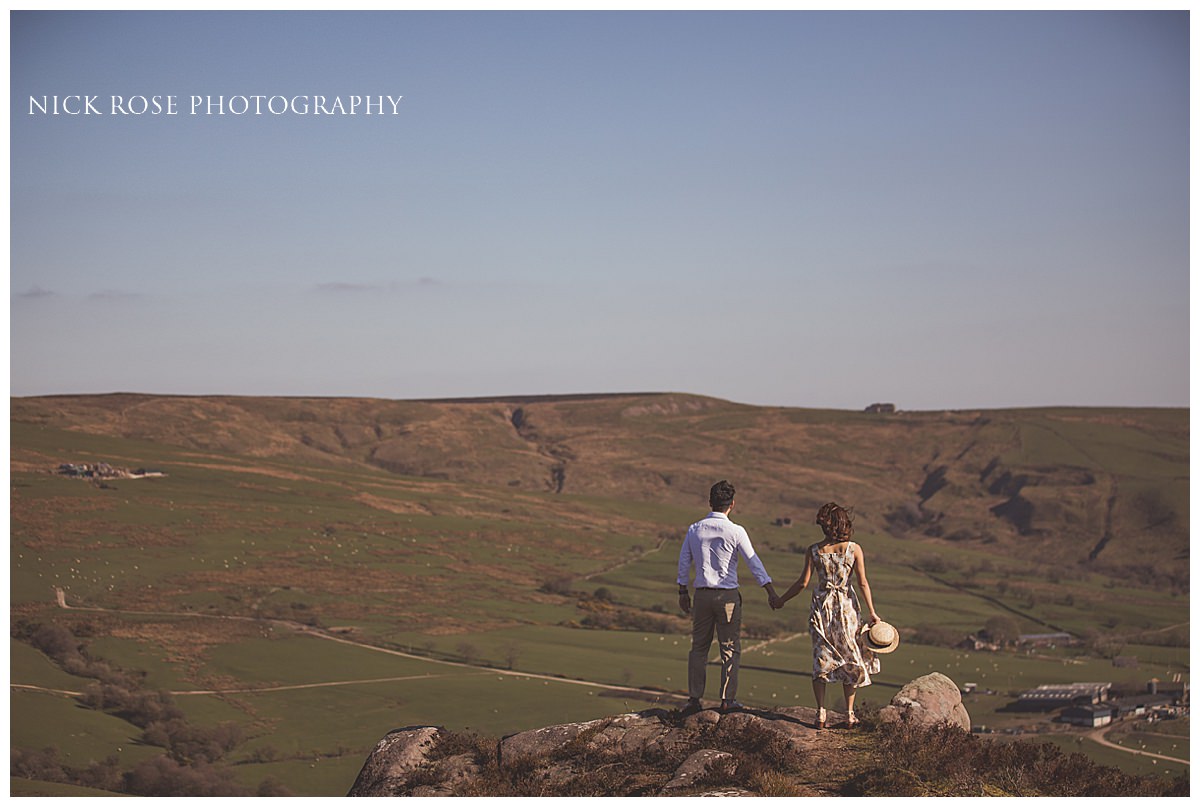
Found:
[879,672,971,731]
[347,726,441,796]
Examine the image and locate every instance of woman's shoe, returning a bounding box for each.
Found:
[816,707,826,730]
[846,710,859,728]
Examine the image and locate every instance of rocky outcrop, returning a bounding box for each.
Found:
[879,672,971,731]
[349,674,973,797]
[500,709,685,763]
[348,704,836,797]
[348,726,441,796]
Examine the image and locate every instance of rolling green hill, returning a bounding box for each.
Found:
[9,393,1189,795]
[11,393,1188,576]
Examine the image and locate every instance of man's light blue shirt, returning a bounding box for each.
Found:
[677,511,772,589]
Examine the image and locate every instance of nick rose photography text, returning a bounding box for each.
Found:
[28,94,405,116]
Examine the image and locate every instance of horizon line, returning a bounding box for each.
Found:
[7,390,1189,413]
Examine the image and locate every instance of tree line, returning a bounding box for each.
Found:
[12,620,292,796]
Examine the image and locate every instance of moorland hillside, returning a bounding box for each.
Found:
[10,392,1189,796]
[11,392,1187,588]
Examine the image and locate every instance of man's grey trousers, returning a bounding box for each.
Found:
[688,587,742,701]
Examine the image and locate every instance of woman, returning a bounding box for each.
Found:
[773,502,881,729]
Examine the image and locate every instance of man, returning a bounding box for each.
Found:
[677,479,779,714]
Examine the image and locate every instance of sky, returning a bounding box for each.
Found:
[9,10,1191,411]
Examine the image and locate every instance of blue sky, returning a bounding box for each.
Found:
[10,11,1190,410]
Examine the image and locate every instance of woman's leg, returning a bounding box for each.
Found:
[812,679,827,727]
[843,684,858,725]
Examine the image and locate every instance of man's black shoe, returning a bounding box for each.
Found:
[720,700,744,713]
[680,698,703,716]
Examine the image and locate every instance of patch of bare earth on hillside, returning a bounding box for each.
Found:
[173,460,322,482]
[107,619,268,683]
[354,492,435,515]
[620,397,721,417]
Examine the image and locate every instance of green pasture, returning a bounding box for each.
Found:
[229,756,367,797]
[202,633,439,686]
[10,778,127,797]
[387,624,689,693]
[1114,730,1189,762]
[1133,716,1190,738]
[10,689,159,767]
[11,640,92,693]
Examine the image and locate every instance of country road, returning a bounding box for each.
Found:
[1087,725,1189,766]
[30,587,690,705]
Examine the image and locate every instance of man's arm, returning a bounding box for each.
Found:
[738,528,773,587]
[737,527,778,604]
[677,531,693,615]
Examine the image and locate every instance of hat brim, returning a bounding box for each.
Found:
[861,623,900,654]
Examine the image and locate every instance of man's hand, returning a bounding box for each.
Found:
[764,583,782,610]
[678,591,691,615]
[769,594,785,610]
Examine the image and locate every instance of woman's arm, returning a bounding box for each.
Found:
[852,543,880,623]
[777,549,813,605]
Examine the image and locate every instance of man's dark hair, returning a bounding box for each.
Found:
[709,480,736,511]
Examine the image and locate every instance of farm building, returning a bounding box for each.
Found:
[1147,678,1189,701]
[1110,694,1175,719]
[1015,682,1111,711]
[864,402,896,414]
[957,635,1000,652]
[1061,704,1113,728]
[1018,632,1078,648]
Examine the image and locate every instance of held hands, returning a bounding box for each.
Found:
[769,594,785,610]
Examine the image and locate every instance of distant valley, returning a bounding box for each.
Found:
[9,393,1189,795]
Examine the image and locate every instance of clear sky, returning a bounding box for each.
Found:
[9,10,1190,410]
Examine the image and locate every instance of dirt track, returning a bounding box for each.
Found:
[35,587,689,705]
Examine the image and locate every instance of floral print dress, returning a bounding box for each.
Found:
[809,541,879,686]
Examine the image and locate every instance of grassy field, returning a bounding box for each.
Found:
[9,396,1189,795]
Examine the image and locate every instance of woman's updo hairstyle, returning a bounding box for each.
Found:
[816,502,853,541]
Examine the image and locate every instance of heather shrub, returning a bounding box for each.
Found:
[844,721,1188,797]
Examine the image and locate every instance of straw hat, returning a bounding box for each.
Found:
[861,620,900,654]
